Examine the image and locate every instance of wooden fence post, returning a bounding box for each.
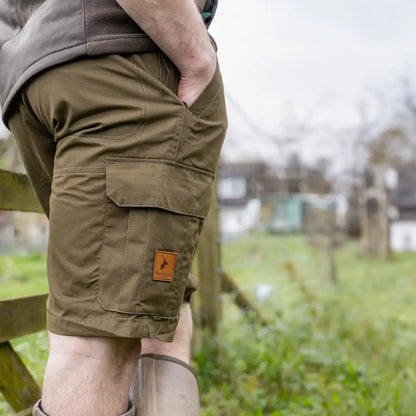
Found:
[0,294,48,413]
[192,182,221,344]
[0,342,41,413]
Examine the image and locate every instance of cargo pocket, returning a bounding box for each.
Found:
[98,157,214,316]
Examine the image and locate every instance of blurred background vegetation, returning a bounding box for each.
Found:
[1,233,416,415]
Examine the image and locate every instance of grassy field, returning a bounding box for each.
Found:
[1,234,416,415]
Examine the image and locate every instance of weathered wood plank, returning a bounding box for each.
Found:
[194,185,221,333]
[0,294,48,344]
[220,268,268,326]
[0,342,40,412]
[14,407,33,416]
[0,170,43,213]
[283,262,316,302]
[191,258,202,351]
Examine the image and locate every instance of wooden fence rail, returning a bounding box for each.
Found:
[0,295,47,415]
[0,170,46,414]
[0,294,48,344]
[0,170,42,213]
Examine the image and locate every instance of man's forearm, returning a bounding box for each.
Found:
[115,0,215,75]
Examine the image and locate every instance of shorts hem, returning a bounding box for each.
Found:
[47,310,178,342]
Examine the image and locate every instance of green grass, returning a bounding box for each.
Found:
[196,234,416,415]
[1,234,416,415]
[0,253,48,300]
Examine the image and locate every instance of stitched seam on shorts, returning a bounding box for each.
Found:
[159,53,170,85]
[128,52,178,107]
[165,106,185,160]
[161,49,184,161]
[137,66,150,137]
[32,171,48,192]
[155,172,159,205]
[173,106,187,161]
[53,173,105,178]
[118,208,132,310]
[135,208,151,314]
[105,157,214,179]
[47,309,179,321]
[125,54,193,161]
[72,61,150,142]
[53,167,105,175]
[183,166,197,217]
[145,315,149,337]
[104,203,205,219]
[96,184,109,300]
[192,83,223,119]
[174,218,189,306]
[97,62,150,141]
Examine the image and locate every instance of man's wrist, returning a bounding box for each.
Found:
[177,46,216,78]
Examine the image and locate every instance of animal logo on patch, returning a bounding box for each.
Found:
[161,256,168,270]
[153,250,178,282]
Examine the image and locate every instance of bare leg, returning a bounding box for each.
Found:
[129,303,199,416]
[141,302,193,363]
[41,332,141,416]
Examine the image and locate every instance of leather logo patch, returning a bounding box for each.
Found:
[153,250,178,282]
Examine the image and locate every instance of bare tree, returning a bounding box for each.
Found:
[361,127,407,258]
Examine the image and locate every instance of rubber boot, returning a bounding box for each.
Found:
[32,399,136,416]
[129,353,199,416]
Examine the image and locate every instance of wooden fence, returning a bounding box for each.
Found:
[0,169,264,414]
[0,170,45,415]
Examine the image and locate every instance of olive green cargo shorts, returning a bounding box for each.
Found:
[8,52,227,341]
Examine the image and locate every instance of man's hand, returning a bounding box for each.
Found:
[178,57,216,107]
[116,0,216,107]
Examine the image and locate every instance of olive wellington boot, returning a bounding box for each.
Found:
[129,353,199,416]
[32,400,136,415]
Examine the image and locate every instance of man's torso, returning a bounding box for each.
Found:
[0,0,218,125]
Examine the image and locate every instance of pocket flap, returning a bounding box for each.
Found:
[105,157,215,219]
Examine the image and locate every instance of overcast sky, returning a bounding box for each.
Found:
[210,0,416,163]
